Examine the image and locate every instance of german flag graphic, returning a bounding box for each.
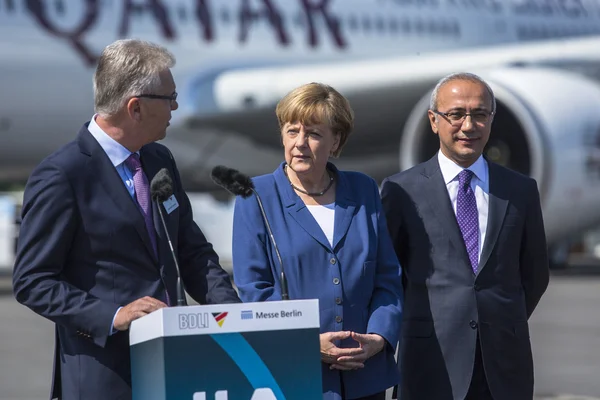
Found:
[212,312,228,327]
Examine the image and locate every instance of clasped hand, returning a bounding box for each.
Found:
[320,331,385,371]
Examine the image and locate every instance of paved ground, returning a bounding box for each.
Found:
[529,275,600,399]
[1,267,600,399]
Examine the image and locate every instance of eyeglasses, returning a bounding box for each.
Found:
[432,109,494,126]
[135,91,178,103]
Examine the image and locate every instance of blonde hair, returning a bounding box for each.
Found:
[275,82,354,158]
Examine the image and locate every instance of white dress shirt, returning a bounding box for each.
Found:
[437,151,489,262]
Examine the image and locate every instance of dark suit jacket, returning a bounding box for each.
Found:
[381,155,549,400]
[233,162,403,400]
[12,125,240,400]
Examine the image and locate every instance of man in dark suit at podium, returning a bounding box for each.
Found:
[12,39,240,400]
[381,73,549,400]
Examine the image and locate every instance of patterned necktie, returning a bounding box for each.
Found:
[125,154,158,258]
[456,169,479,273]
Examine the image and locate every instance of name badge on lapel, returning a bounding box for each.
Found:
[162,194,179,214]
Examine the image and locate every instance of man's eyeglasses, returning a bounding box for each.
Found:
[432,109,494,126]
[135,92,178,103]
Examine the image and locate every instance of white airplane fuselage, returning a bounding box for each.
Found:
[2,0,600,250]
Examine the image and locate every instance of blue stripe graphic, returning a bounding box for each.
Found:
[210,333,286,400]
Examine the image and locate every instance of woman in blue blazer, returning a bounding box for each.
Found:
[232,83,403,400]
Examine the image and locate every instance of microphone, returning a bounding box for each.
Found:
[211,166,289,301]
[150,168,187,307]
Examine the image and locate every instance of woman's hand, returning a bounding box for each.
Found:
[329,332,386,371]
[320,331,365,370]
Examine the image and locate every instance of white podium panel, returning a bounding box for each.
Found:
[130,300,322,400]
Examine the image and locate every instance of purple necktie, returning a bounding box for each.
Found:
[125,154,171,306]
[456,169,479,273]
[125,154,158,258]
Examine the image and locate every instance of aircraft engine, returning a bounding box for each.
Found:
[399,67,600,246]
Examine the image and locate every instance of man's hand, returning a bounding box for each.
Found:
[113,296,167,331]
[330,332,386,371]
[320,331,365,370]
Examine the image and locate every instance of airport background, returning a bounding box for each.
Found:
[3,0,600,398]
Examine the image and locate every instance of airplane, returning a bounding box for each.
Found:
[2,0,600,268]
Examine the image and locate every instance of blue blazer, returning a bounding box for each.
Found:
[12,125,240,400]
[233,162,403,400]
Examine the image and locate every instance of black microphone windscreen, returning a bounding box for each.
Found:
[211,166,254,198]
[150,168,174,202]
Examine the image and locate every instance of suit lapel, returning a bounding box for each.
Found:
[422,157,471,265]
[140,147,177,264]
[332,169,356,251]
[78,128,157,263]
[478,162,509,272]
[288,202,332,250]
[275,164,332,250]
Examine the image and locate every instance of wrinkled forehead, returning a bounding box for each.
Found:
[438,80,492,109]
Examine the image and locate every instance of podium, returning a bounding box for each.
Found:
[129,299,322,400]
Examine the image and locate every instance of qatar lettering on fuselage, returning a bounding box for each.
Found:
[5,0,599,67]
[18,0,347,66]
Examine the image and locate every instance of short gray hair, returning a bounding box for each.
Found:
[94,39,175,117]
[430,72,496,114]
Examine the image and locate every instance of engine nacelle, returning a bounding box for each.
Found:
[400,67,600,245]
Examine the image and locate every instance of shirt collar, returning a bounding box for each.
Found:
[87,114,134,167]
[437,150,487,185]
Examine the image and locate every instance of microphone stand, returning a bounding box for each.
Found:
[156,200,187,306]
[251,188,289,300]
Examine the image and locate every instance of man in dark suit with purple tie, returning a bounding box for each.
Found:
[381,73,549,400]
[12,39,240,400]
